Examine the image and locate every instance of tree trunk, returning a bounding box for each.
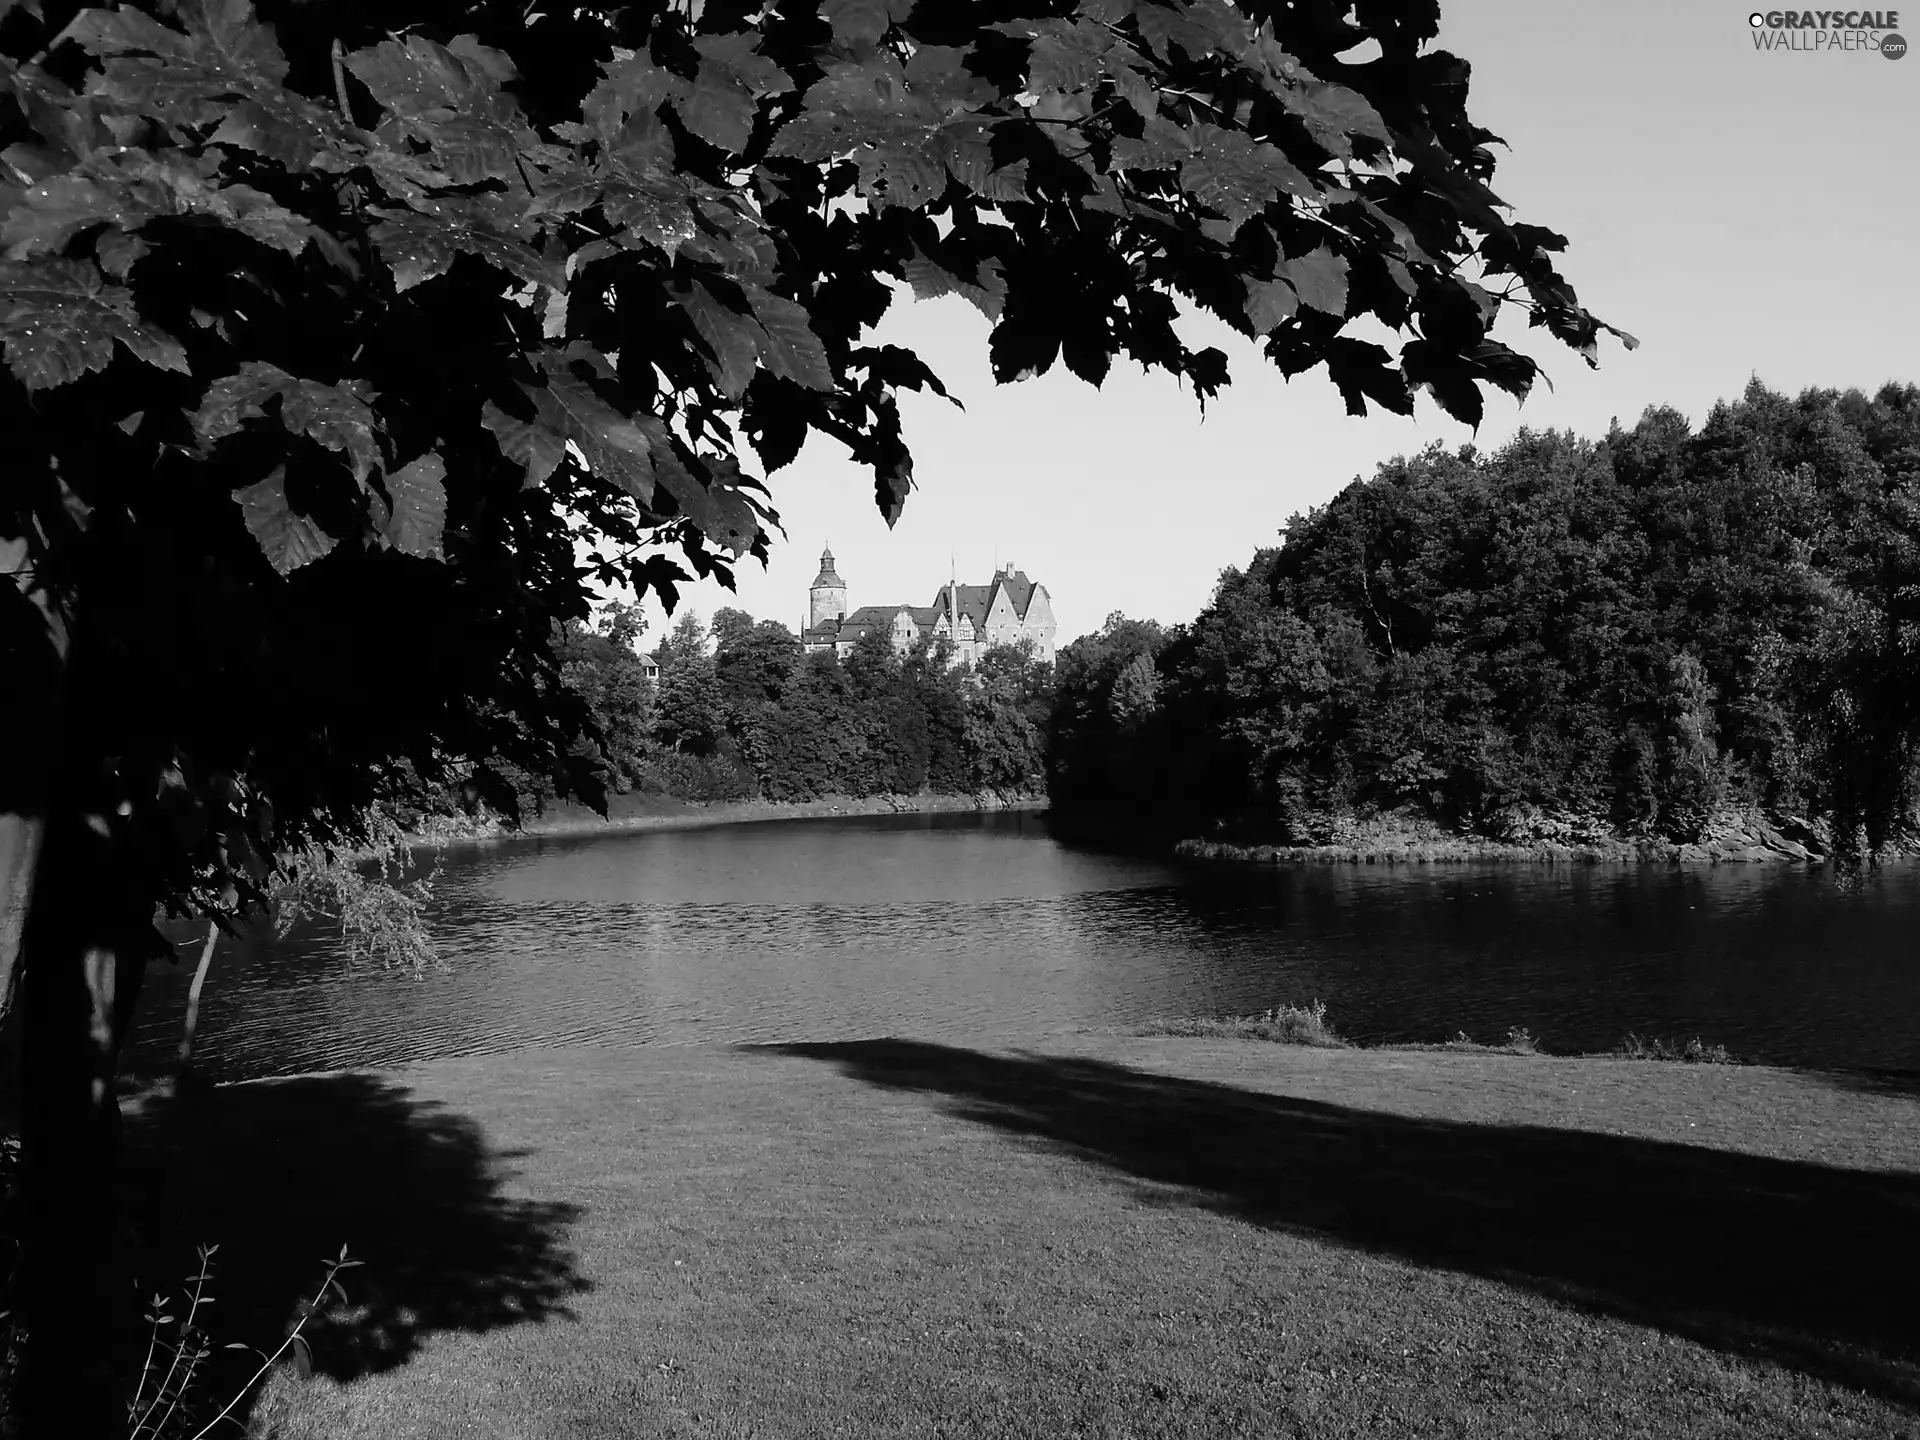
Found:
[1,530,64,1040]
[0,815,41,1040]
[16,809,144,1440]
[177,921,218,1079]
[5,529,140,1437]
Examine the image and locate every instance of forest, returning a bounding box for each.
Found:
[1045,379,1920,860]
[510,604,1057,811]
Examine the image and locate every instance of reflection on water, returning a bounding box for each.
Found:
[122,811,1920,1082]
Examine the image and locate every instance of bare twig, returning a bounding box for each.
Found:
[186,1250,361,1440]
[130,1246,216,1439]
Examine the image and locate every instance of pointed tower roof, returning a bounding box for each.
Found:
[811,544,844,589]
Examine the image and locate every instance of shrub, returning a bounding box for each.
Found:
[1134,1000,1345,1048]
[632,746,760,803]
[1616,1033,1741,1065]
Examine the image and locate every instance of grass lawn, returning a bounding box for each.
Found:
[117,1037,1920,1439]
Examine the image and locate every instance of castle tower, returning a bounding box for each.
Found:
[808,544,848,629]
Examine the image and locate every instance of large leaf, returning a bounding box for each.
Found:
[1019,18,1117,92]
[1,173,134,257]
[502,368,766,555]
[902,245,1007,322]
[674,279,761,401]
[1132,0,1246,62]
[233,466,338,575]
[0,257,187,390]
[1110,115,1194,173]
[1278,245,1349,317]
[382,452,448,560]
[583,53,680,145]
[72,1,350,172]
[1275,80,1393,161]
[770,50,992,209]
[650,451,767,558]
[93,226,150,279]
[520,375,658,503]
[819,0,914,47]
[192,362,381,482]
[481,398,565,486]
[1179,124,1317,230]
[600,171,704,259]
[344,36,531,186]
[744,289,835,393]
[677,33,793,155]
[368,204,564,293]
[1243,278,1298,335]
[1,149,319,259]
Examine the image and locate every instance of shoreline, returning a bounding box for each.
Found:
[413,789,1048,845]
[1172,835,1824,867]
[1170,812,1856,868]
[115,1032,1914,1109]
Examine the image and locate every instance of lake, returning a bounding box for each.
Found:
[122,810,1920,1083]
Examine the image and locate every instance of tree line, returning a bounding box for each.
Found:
[513,604,1055,809]
[1046,379,1920,862]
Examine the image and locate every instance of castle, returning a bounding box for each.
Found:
[800,546,1058,665]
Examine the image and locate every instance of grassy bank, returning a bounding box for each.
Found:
[416,789,1046,845]
[116,1037,1920,1438]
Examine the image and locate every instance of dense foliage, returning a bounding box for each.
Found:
[1048,380,1920,861]
[551,608,1054,804]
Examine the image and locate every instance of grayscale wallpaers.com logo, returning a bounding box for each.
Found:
[1748,10,1907,55]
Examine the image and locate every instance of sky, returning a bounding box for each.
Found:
[625,0,1920,649]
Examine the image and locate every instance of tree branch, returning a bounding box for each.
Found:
[330,39,353,120]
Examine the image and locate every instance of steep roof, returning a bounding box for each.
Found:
[822,606,903,647]
[932,570,1041,626]
[931,582,996,629]
[995,570,1037,619]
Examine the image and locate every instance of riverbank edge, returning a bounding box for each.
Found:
[1168,813,1858,868]
[411,789,1048,845]
[1173,834,1816,867]
[110,1034,1909,1117]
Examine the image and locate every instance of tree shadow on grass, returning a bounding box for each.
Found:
[119,1073,590,1397]
[769,1040,1920,1409]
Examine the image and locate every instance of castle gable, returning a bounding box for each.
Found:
[996,570,1037,619]
[932,583,997,630]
